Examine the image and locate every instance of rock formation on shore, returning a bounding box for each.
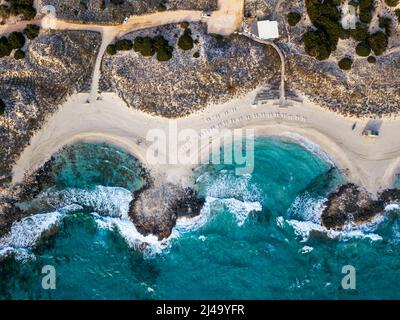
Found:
[0,31,101,178]
[42,0,217,23]
[321,183,400,230]
[129,180,204,240]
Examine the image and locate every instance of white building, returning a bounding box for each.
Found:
[252,20,280,40]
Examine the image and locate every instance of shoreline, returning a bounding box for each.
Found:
[11,89,400,195]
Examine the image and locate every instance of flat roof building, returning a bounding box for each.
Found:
[252,20,280,40]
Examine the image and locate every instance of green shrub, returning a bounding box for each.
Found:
[133,35,173,61]
[0,36,12,58]
[178,29,194,51]
[156,46,173,62]
[338,57,353,70]
[287,12,301,26]
[133,36,144,52]
[8,31,25,49]
[396,9,400,23]
[0,98,5,116]
[367,31,388,56]
[14,49,25,60]
[115,39,133,51]
[350,23,369,42]
[19,6,36,20]
[379,16,393,36]
[355,42,371,56]
[193,51,200,58]
[384,0,399,6]
[24,24,40,40]
[106,44,117,55]
[180,21,189,29]
[367,56,376,63]
[8,0,37,20]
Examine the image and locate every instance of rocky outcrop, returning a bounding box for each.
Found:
[278,0,400,118]
[129,180,204,240]
[321,184,400,230]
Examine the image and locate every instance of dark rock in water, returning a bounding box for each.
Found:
[129,181,204,240]
[321,183,400,230]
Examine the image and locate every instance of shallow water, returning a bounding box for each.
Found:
[1,139,400,300]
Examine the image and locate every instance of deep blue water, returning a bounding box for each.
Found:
[1,139,400,300]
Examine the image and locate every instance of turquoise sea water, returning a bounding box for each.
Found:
[1,139,400,300]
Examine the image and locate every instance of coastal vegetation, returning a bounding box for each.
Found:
[0,34,27,59]
[14,48,25,59]
[385,0,399,6]
[107,35,174,62]
[302,0,393,68]
[106,23,197,62]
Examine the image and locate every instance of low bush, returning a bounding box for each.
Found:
[287,12,302,26]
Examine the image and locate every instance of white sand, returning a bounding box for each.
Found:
[11,89,400,195]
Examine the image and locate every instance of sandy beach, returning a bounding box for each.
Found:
[11,88,400,195]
